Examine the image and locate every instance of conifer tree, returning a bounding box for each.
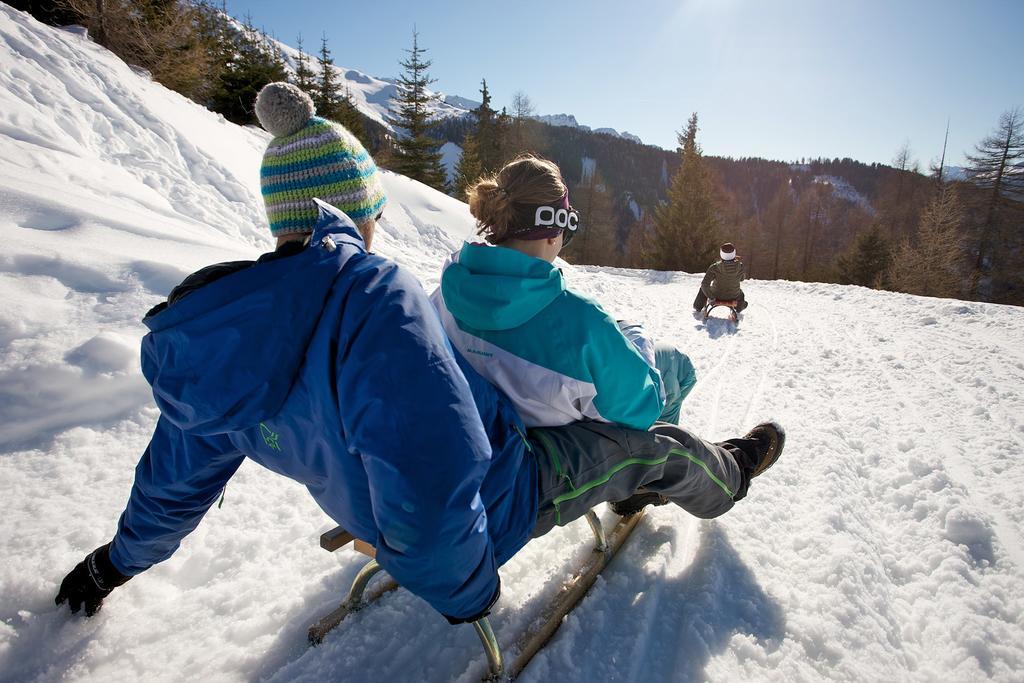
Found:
[208,14,287,125]
[652,113,720,271]
[835,223,892,288]
[472,79,503,174]
[293,34,316,94]
[453,134,482,199]
[386,31,448,191]
[453,79,506,197]
[311,34,369,147]
[887,186,968,298]
[313,34,342,119]
[965,107,1024,297]
[339,85,370,148]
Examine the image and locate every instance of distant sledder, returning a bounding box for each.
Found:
[694,242,748,323]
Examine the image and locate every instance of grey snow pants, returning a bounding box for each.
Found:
[528,421,746,539]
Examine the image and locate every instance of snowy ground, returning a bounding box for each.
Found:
[1,7,1023,682]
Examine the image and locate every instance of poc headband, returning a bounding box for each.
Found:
[504,191,580,243]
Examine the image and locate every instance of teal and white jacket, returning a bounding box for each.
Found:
[432,242,664,430]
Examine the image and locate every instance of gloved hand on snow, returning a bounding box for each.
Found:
[55,542,131,616]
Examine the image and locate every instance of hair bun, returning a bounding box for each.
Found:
[255,82,316,137]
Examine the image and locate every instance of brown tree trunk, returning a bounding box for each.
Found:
[973,125,1013,281]
[93,0,105,44]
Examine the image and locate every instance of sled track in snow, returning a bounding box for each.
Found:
[738,302,780,428]
[694,303,780,436]
[688,322,740,436]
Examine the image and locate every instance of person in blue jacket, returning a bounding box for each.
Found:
[55,83,785,627]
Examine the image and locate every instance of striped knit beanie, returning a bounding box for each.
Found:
[255,82,387,237]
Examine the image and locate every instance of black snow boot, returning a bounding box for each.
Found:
[610,489,670,516]
[721,422,785,501]
[744,422,785,478]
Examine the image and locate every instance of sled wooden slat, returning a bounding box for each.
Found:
[353,539,376,558]
[320,526,356,552]
[509,510,646,679]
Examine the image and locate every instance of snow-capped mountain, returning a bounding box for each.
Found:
[443,94,482,111]
[534,114,645,144]
[594,127,644,144]
[1,7,1023,682]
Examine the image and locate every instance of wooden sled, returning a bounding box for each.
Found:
[308,509,646,681]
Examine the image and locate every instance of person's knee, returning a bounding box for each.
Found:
[648,422,689,442]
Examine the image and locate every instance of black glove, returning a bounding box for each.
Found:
[55,543,131,616]
[444,578,501,626]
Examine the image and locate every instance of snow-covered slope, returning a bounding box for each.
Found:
[1,8,1023,683]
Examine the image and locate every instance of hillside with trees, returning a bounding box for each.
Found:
[12,0,1021,305]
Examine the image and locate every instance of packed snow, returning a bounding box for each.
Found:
[1,7,1023,682]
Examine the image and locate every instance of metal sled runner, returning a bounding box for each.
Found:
[702,298,740,323]
[308,508,646,681]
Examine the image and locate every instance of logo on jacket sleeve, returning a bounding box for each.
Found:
[260,422,282,451]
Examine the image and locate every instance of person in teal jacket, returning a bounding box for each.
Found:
[434,155,664,430]
[434,154,694,430]
[434,154,774,518]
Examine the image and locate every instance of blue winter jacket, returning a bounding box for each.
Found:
[108,203,538,621]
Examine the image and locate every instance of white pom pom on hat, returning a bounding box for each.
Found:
[255,82,316,137]
[720,242,737,261]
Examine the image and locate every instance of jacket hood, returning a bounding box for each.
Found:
[140,201,365,435]
[441,242,565,330]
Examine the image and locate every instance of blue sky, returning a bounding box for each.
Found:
[226,0,1023,168]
